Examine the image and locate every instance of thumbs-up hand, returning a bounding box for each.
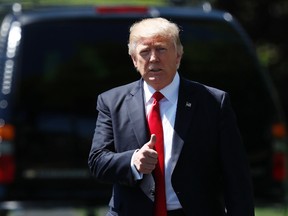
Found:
[133,134,158,174]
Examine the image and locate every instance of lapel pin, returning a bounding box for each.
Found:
[185,102,192,108]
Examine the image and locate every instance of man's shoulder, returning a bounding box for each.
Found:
[100,79,141,98]
[180,77,230,110]
[181,77,226,97]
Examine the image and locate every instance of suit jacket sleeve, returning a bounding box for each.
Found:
[88,92,136,186]
[219,92,255,216]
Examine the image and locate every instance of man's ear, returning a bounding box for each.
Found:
[176,52,183,69]
[131,55,138,68]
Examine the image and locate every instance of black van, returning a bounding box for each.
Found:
[0,2,287,210]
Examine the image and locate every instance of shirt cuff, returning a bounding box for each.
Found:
[130,149,143,180]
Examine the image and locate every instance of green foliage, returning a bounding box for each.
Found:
[257,43,280,68]
[256,206,286,216]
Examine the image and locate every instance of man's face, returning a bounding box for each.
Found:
[131,36,182,91]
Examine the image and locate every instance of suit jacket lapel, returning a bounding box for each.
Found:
[126,79,155,201]
[171,77,196,174]
[126,79,149,148]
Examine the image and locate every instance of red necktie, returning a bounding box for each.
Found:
[148,92,167,216]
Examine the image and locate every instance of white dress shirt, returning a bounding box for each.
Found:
[131,72,182,210]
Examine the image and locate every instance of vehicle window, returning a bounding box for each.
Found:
[13,19,139,177]
[178,19,275,154]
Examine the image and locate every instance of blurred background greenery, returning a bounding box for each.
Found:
[256,205,287,216]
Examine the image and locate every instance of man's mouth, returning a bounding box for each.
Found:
[148,68,162,81]
[149,68,161,72]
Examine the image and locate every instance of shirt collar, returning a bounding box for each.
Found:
[144,72,180,104]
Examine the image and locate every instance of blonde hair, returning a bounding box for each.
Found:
[128,17,183,57]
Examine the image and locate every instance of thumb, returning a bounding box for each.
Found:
[147,134,156,149]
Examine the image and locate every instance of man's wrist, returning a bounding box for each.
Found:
[130,149,143,180]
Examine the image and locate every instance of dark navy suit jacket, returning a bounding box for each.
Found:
[88,76,255,216]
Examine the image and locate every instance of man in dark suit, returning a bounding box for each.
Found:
[88,17,255,216]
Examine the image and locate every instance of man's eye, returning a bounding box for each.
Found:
[158,47,167,52]
[140,50,149,55]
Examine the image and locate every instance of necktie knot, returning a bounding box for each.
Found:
[152,91,164,102]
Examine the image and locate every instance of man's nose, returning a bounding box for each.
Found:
[149,50,159,62]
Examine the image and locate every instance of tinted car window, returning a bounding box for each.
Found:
[13,19,139,178]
